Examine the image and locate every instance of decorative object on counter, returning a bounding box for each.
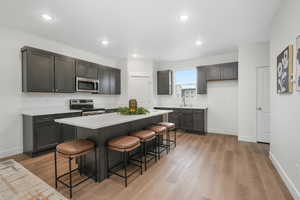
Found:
[0,160,67,200]
[277,45,293,94]
[118,106,150,115]
[296,36,300,91]
[129,99,138,113]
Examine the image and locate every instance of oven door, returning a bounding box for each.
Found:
[76,77,99,93]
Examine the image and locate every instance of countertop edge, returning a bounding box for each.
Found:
[55,110,173,130]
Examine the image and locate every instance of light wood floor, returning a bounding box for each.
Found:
[2,132,293,200]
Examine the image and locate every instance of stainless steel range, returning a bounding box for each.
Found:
[69,99,105,116]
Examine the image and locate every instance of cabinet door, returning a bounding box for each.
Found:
[26,49,55,92]
[220,63,235,80]
[193,110,204,132]
[233,62,238,79]
[206,65,221,81]
[109,68,121,95]
[98,66,111,94]
[168,111,180,128]
[54,56,76,93]
[197,67,207,94]
[61,124,77,142]
[180,110,193,130]
[157,70,173,95]
[76,60,98,79]
[114,69,121,95]
[35,121,59,151]
[110,69,116,94]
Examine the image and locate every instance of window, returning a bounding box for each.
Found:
[175,69,197,98]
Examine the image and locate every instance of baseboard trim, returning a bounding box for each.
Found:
[0,147,22,159]
[207,128,237,136]
[270,151,300,200]
[238,136,257,143]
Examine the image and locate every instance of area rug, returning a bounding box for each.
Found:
[0,159,67,200]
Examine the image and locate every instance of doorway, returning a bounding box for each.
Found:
[256,66,271,143]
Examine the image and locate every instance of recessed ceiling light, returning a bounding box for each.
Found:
[132,54,138,58]
[42,14,53,22]
[101,40,109,46]
[195,40,203,46]
[179,15,189,22]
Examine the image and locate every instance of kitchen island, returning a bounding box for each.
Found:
[55,109,172,182]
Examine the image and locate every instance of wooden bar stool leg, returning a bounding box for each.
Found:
[54,151,58,189]
[69,157,72,199]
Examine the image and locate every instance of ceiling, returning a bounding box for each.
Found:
[0,0,281,61]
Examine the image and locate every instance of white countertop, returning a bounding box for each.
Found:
[22,108,82,116]
[154,106,208,110]
[55,109,173,130]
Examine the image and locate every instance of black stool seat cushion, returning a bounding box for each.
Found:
[56,139,95,156]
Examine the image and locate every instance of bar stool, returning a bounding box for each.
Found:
[107,136,143,187]
[54,139,97,199]
[130,130,156,171]
[158,122,177,148]
[147,125,168,160]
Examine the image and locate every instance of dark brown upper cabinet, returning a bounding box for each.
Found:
[22,47,55,92]
[111,68,121,95]
[197,67,207,94]
[21,46,121,94]
[76,60,98,79]
[206,65,221,81]
[98,66,121,95]
[157,70,173,95]
[196,62,238,94]
[98,66,111,94]
[54,55,76,93]
[220,62,238,80]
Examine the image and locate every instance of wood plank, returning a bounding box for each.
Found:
[1,132,293,200]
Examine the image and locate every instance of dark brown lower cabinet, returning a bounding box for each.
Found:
[168,111,181,128]
[154,107,207,134]
[35,121,60,152]
[180,110,194,130]
[23,112,81,157]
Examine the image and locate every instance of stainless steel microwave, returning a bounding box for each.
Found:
[76,77,99,93]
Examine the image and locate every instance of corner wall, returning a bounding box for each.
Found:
[238,42,270,142]
[269,0,300,198]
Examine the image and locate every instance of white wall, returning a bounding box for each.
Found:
[238,42,270,142]
[269,0,300,198]
[126,58,155,108]
[156,52,239,135]
[0,27,128,158]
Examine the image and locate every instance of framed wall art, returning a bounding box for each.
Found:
[296,36,300,90]
[277,45,293,94]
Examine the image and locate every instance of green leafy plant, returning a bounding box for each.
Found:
[118,107,150,115]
